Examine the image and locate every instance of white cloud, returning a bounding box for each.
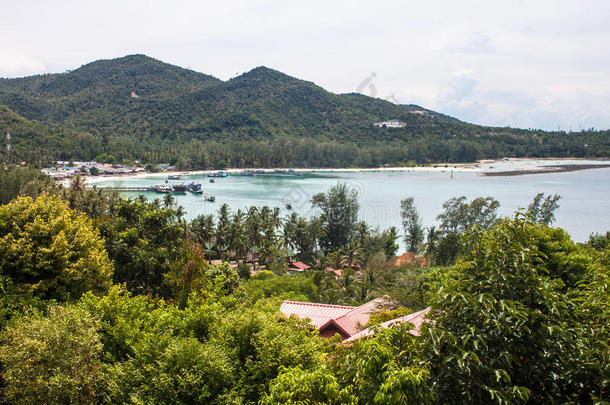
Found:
[0,54,45,78]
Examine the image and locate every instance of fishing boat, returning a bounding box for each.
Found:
[155,184,172,193]
[167,174,181,180]
[187,182,203,194]
[172,183,187,193]
[207,171,228,178]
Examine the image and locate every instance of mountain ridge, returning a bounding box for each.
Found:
[0,55,607,167]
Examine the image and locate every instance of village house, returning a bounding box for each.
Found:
[343,307,431,342]
[373,119,407,128]
[287,261,310,274]
[394,252,427,267]
[280,297,430,341]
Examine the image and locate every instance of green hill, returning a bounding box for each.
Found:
[0,55,608,167]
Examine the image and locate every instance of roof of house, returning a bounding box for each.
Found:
[288,261,311,271]
[395,252,415,266]
[395,252,427,267]
[325,267,343,277]
[343,307,432,343]
[281,297,393,339]
[280,301,354,329]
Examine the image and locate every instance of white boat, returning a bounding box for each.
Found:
[155,184,172,193]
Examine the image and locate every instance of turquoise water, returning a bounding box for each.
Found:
[93,162,610,243]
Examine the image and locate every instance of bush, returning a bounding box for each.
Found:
[0,305,104,404]
[0,194,112,301]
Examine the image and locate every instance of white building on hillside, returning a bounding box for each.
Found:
[373,119,406,128]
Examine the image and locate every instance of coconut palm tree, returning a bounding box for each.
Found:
[340,243,363,270]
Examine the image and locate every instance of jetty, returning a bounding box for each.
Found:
[98,186,155,192]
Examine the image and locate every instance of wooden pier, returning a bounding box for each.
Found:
[96,186,155,192]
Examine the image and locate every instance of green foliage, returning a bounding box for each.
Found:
[526,192,561,225]
[237,262,251,279]
[251,269,275,280]
[244,273,318,303]
[422,215,607,403]
[336,324,432,404]
[98,195,185,295]
[210,301,330,403]
[312,182,360,252]
[436,196,500,234]
[587,231,610,251]
[400,197,424,253]
[0,305,104,404]
[261,366,357,405]
[434,232,464,266]
[366,306,413,327]
[0,165,54,204]
[165,242,241,305]
[0,193,112,301]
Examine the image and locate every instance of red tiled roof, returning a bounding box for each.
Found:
[325,267,343,277]
[343,307,432,343]
[288,261,311,271]
[281,297,393,340]
[280,301,354,328]
[395,252,426,267]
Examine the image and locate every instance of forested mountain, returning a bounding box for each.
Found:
[0,54,608,167]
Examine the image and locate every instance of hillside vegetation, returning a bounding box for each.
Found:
[0,54,608,167]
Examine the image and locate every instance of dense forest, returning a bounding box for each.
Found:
[0,166,608,404]
[0,54,608,167]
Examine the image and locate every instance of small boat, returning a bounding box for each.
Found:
[187,182,203,193]
[207,171,228,178]
[255,170,265,175]
[168,175,181,180]
[172,183,187,193]
[285,203,292,210]
[240,170,255,176]
[204,195,216,202]
[155,184,172,193]
[209,178,215,183]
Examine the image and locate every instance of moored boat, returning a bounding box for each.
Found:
[172,183,187,193]
[187,182,203,193]
[155,184,173,193]
[207,171,228,178]
[168,174,181,180]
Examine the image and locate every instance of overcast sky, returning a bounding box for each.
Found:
[1,0,609,130]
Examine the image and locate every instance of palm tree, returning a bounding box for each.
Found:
[191,214,215,245]
[425,226,439,257]
[340,243,363,270]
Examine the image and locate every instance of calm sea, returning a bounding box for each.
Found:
[93,160,610,243]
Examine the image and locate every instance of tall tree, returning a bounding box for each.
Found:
[527,192,561,225]
[311,182,360,252]
[401,197,424,253]
[0,193,112,301]
[437,196,500,233]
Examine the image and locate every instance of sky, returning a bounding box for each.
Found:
[1,0,609,130]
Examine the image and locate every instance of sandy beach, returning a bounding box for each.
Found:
[82,157,610,186]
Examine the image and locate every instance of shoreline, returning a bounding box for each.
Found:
[81,157,610,186]
[482,163,610,177]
